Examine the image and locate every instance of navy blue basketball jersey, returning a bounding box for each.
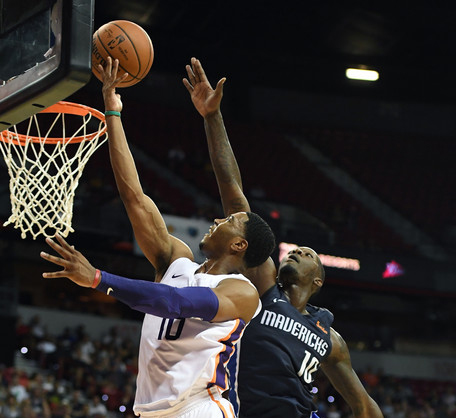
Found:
[228,285,334,418]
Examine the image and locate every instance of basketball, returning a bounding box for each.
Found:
[92,20,154,88]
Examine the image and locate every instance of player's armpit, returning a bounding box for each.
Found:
[211,278,260,323]
[245,257,277,297]
[123,195,193,275]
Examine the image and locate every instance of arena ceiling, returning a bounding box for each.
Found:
[94,1,456,103]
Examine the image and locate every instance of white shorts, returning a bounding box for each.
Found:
[137,387,235,418]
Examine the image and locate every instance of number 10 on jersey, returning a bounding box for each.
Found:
[298,350,320,383]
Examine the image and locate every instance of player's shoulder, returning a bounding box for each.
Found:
[307,303,334,324]
[260,283,282,301]
[161,257,200,281]
[325,327,350,362]
[245,257,277,296]
[168,256,199,271]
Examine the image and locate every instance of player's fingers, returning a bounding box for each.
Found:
[116,72,129,84]
[44,237,65,255]
[193,58,208,83]
[40,251,69,268]
[54,233,74,252]
[42,270,68,279]
[105,56,113,75]
[215,77,226,94]
[192,58,202,82]
[182,78,194,93]
[44,237,73,262]
[111,58,120,79]
[185,64,196,85]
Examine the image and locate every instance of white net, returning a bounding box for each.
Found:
[0,101,107,239]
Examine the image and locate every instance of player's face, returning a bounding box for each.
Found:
[278,246,321,285]
[199,212,248,254]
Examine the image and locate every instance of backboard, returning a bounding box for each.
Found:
[0,0,94,127]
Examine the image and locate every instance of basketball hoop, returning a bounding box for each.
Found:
[0,101,107,239]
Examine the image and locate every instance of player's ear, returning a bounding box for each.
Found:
[313,277,323,289]
[230,237,248,254]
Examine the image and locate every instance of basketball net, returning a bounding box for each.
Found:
[0,101,107,239]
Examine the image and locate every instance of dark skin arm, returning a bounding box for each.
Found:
[183,57,277,296]
[100,57,193,279]
[40,234,260,323]
[183,58,245,215]
[321,329,384,418]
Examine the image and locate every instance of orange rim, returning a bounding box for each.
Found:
[0,101,107,145]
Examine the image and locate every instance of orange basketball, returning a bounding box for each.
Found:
[92,20,154,88]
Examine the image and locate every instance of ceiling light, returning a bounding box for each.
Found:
[345,68,379,81]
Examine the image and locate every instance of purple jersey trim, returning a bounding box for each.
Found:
[208,318,246,391]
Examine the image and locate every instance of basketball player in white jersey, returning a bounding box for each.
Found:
[40,56,275,418]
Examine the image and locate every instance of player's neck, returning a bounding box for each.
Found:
[283,285,311,313]
[198,257,243,275]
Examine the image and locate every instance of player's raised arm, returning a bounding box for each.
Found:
[183,57,250,216]
[184,58,277,295]
[100,57,192,277]
[321,329,384,418]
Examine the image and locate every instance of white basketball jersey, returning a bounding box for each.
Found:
[133,257,261,416]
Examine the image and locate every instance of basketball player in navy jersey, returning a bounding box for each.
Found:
[183,57,384,418]
[40,56,275,418]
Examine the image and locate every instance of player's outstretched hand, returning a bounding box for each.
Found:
[99,56,128,113]
[183,57,226,118]
[40,234,97,288]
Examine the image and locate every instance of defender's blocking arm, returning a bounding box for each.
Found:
[183,57,277,295]
[183,57,250,216]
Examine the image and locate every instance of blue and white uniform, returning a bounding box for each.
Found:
[133,257,261,418]
[228,285,333,418]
